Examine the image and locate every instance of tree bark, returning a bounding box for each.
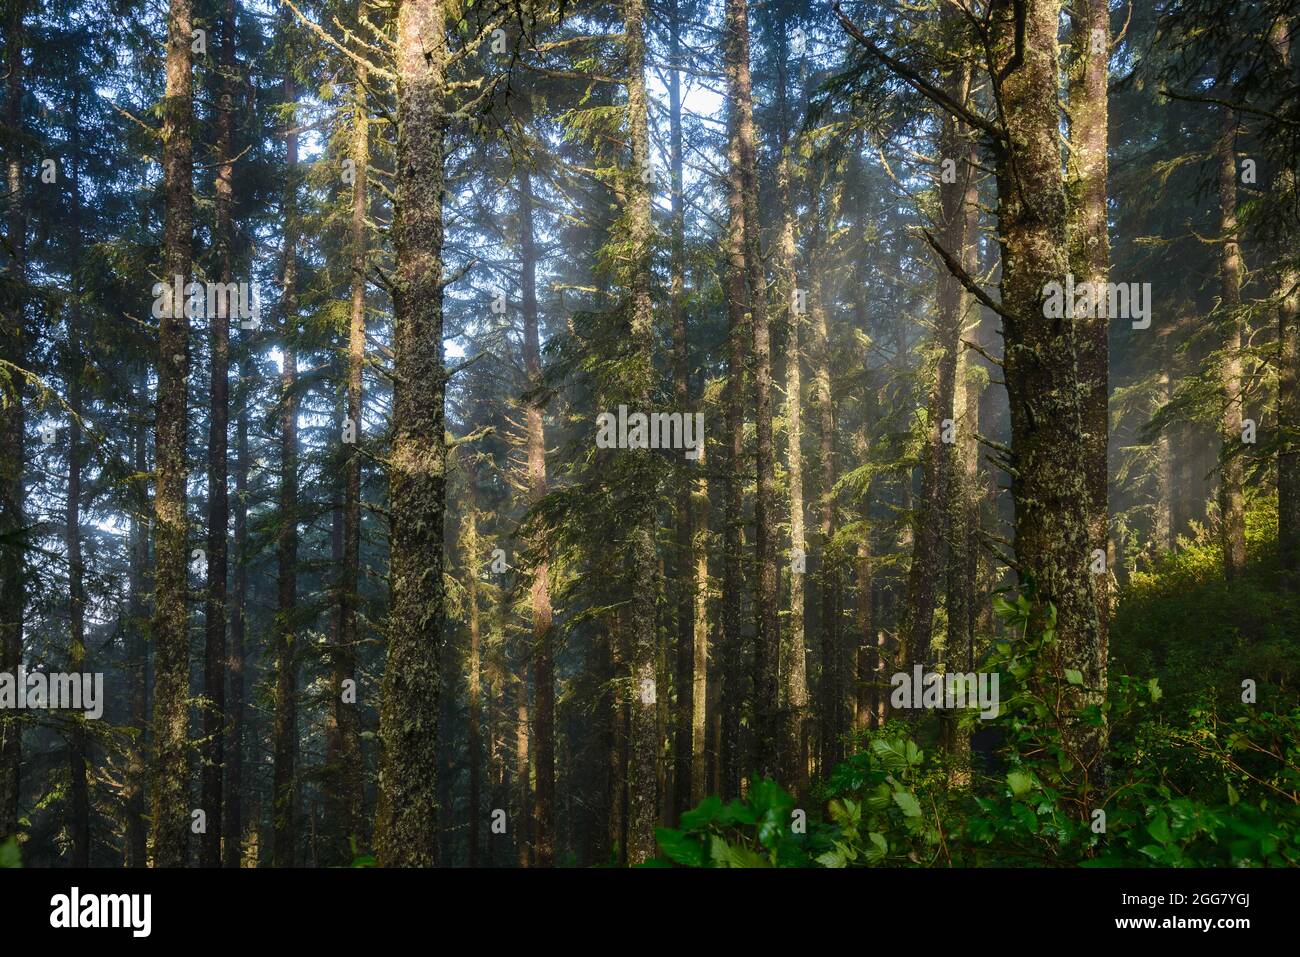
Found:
[272,60,300,868]
[518,167,555,866]
[150,0,195,868]
[1272,21,1300,582]
[774,20,809,796]
[666,0,699,820]
[724,0,779,781]
[125,373,150,866]
[623,0,660,864]
[331,61,367,861]
[806,180,843,771]
[65,97,90,866]
[900,60,973,672]
[200,0,236,868]
[1216,105,1247,580]
[989,0,1103,773]
[1067,0,1111,632]
[515,672,531,867]
[0,0,26,846]
[463,494,482,866]
[375,0,448,867]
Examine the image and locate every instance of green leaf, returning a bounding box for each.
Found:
[679,795,723,830]
[816,848,848,868]
[1007,769,1034,798]
[864,832,888,863]
[709,834,768,868]
[0,837,19,869]
[655,827,705,867]
[892,789,922,818]
[1064,668,1083,686]
[1147,812,1172,845]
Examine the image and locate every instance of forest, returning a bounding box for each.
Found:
[0,0,1298,872]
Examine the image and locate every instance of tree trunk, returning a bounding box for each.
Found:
[1272,21,1300,583]
[900,60,973,672]
[942,146,983,773]
[1067,0,1111,633]
[0,0,26,846]
[1216,106,1247,580]
[222,357,249,867]
[720,127,748,799]
[724,0,779,781]
[150,0,195,868]
[518,167,555,866]
[667,0,699,821]
[990,0,1103,773]
[375,0,448,867]
[774,22,809,796]
[125,376,150,866]
[623,0,660,864]
[271,58,300,869]
[331,61,367,861]
[200,0,236,868]
[63,92,91,867]
[464,497,482,866]
[807,184,843,771]
[606,613,627,863]
[515,672,531,867]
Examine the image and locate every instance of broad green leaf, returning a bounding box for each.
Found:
[1007,769,1034,798]
[892,789,922,818]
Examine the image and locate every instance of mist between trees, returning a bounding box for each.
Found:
[1,0,1298,870]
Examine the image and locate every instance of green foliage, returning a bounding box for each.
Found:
[1114,498,1300,709]
[656,589,1300,868]
[0,837,19,868]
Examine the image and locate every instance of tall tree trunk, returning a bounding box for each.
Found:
[222,357,249,867]
[464,496,482,866]
[331,61,367,861]
[272,59,300,868]
[807,185,843,771]
[724,0,779,781]
[1067,0,1111,635]
[200,0,236,868]
[518,167,555,866]
[690,476,709,805]
[63,91,91,867]
[0,0,26,846]
[124,375,150,866]
[667,0,698,820]
[509,670,525,868]
[375,0,448,867]
[623,0,660,864]
[774,22,809,797]
[1216,106,1247,580]
[989,0,1103,773]
[1272,21,1300,583]
[606,613,627,863]
[150,0,195,868]
[900,61,973,672]
[487,644,504,867]
[852,419,874,736]
[720,128,748,799]
[942,148,983,774]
